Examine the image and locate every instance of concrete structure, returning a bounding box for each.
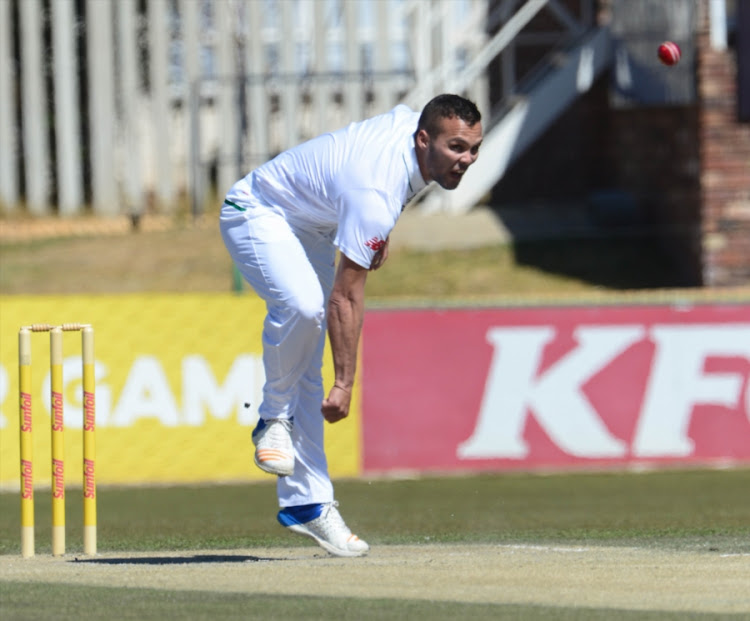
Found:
[0,0,746,286]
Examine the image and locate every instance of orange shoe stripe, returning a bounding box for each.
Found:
[256,449,292,461]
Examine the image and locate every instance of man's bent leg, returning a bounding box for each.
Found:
[220,206,326,476]
[275,224,337,501]
[222,208,326,420]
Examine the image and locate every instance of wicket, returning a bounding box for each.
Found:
[18,323,96,558]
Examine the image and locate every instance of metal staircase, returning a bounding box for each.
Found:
[404,0,614,213]
[419,26,614,212]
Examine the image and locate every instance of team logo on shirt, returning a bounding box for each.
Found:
[365,237,387,252]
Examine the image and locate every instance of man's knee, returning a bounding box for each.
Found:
[290,296,325,329]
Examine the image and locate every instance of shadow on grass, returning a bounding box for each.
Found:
[72,553,280,565]
[488,199,700,289]
[512,235,693,289]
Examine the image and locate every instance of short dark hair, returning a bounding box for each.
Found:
[416,94,481,138]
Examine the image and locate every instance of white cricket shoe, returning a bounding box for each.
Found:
[252,418,294,477]
[278,501,369,557]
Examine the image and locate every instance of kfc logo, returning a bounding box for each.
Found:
[361,305,750,473]
[459,324,750,460]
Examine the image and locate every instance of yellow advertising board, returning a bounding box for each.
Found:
[0,294,361,487]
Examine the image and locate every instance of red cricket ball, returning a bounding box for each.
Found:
[657,41,681,66]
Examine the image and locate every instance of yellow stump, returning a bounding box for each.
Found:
[18,328,34,558]
[50,327,65,557]
[82,326,97,555]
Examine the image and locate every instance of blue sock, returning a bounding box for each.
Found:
[277,503,324,526]
[252,418,267,437]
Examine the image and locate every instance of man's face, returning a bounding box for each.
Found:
[417,116,483,190]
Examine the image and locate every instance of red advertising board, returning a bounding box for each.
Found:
[361,304,750,473]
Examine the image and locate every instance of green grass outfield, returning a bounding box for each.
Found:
[1,468,749,619]
[2,220,749,618]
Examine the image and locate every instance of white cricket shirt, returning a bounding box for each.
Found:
[227,104,428,268]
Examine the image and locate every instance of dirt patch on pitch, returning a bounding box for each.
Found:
[2,544,748,614]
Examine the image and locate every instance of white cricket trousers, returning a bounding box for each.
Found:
[219,192,336,509]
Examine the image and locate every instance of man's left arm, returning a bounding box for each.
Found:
[322,253,368,423]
